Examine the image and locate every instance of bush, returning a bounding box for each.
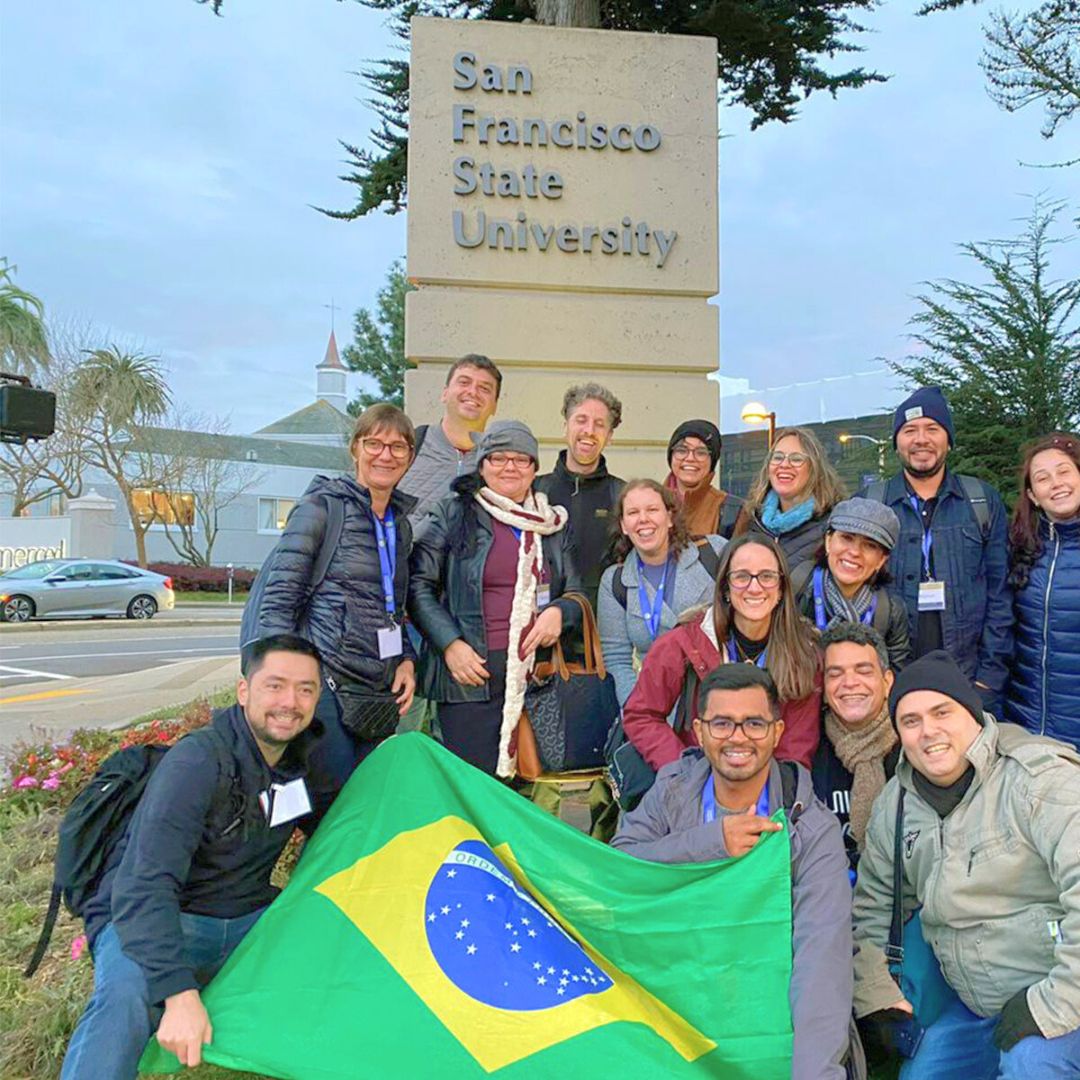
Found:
[143,562,257,593]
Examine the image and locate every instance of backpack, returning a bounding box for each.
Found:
[414,423,429,456]
[862,475,990,537]
[24,728,236,977]
[241,493,346,653]
[611,538,722,611]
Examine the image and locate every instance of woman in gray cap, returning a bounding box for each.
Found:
[408,420,583,777]
[791,496,912,669]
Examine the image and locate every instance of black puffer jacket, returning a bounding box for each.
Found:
[408,474,583,704]
[252,474,416,688]
[737,506,830,569]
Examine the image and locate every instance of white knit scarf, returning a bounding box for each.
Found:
[474,486,568,777]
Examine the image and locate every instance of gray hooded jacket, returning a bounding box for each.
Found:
[612,750,854,1080]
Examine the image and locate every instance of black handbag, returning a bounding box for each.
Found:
[326,672,400,742]
[519,594,619,775]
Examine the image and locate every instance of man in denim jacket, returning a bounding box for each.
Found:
[860,386,1011,713]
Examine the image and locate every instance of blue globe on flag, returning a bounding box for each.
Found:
[424,839,612,1010]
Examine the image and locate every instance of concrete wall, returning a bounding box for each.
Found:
[0,517,71,571]
[405,17,719,480]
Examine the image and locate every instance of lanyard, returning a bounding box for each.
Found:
[702,774,770,824]
[727,636,768,669]
[637,555,671,640]
[372,506,397,616]
[812,568,878,631]
[909,495,933,578]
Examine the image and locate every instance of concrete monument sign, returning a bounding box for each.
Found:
[406,16,719,476]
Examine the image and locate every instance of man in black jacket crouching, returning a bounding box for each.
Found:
[62,634,332,1080]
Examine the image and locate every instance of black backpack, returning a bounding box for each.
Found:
[611,538,722,611]
[241,492,345,655]
[24,729,236,977]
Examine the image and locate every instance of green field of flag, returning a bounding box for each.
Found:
[141,733,793,1078]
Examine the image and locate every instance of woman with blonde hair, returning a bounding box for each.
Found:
[735,426,846,566]
[622,534,821,771]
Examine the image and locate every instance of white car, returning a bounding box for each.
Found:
[0,559,176,622]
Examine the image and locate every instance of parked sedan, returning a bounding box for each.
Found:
[0,559,175,622]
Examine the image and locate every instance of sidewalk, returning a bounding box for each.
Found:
[0,655,240,748]
[0,613,241,634]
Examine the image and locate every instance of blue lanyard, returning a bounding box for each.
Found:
[909,495,933,578]
[727,636,768,669]
[372,506,397,616]
[812,568,878,631]
[702,775,770,824]
[637,555,671,640]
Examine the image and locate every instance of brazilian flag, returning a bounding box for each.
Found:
[140,734,793,1078]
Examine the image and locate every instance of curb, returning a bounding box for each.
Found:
[0,618,241,635]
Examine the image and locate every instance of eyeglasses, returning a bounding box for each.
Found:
[727,569,782,590]
[699,716,776,740]
[486,452,535,469]
[671,444,712,461]
[360,437,411,461]
[768,451,809,467]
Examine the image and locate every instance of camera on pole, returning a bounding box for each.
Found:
[0,371,56,444]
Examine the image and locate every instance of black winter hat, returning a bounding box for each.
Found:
[888,649,985,728]
[667,420,722,471]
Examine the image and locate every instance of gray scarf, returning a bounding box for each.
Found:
[823,569,875,628]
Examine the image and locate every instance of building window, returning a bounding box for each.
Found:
[258,497,296,533]
[131,489,196,527]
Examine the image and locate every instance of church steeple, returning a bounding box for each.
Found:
[316,331,347,412]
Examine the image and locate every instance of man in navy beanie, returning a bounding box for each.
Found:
[852,649,1080,1079]
[859,386,1011,713]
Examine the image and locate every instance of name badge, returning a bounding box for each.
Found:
[377,624,404,660]
[536,585,552,608]
[260,778,312,828]
[918,580,946,611]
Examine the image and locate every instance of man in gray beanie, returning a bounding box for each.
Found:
[859,386,1012,713]
[853,649,1080,1078]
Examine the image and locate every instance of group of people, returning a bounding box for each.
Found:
[58,353,1080,1079]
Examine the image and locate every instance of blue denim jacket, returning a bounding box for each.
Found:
[863,471,1013,707]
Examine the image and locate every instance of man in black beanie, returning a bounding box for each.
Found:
[858,386,1012,715]
[664,419,741,538]
[852,650,1080,1079]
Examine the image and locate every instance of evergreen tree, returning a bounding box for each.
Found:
[342,259,414,412]
[891,199,1080,502]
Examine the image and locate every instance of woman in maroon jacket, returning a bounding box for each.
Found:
[622,534,822,769]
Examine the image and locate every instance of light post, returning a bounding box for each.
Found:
[839,432,888,478]
[741,401,776,449]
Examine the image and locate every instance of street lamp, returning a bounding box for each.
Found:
[741,401,776,448]
[839,432,888,477]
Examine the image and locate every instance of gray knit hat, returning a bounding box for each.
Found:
[474,420,539,466]
[827,497,901,551]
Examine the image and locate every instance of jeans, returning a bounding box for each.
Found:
[61,908,264,1080]
[901,996,1080,1079]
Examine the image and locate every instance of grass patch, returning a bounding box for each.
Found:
[174,591,249,605]
[0,694,274,1080]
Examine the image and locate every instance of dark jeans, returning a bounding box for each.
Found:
[437,649,508,776]
[306,677,379,816]
[61,909,264,1080]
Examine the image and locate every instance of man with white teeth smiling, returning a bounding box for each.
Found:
[613,663,855,1080]
[853,650,1080,1079]
[859,386,1012,715]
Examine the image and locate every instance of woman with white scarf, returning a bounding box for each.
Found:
[408,420,582,777]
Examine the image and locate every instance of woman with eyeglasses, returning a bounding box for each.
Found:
[1006,432,1080,749]
[243,403,419,795]
[790,497,912,670]
[622,534,821,772]
[408,420,582,777]
[734,426,846,567]
[598,479,727,708]
[664,420,742,539]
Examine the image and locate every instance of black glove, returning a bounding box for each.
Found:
[857,1008,919,1063]
[993,987,1042,1051]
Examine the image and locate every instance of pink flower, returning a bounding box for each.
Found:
[42,774,61,791]
[71,934,87,961]
[14,775,39,789]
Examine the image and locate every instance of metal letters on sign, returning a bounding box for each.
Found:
[448,51,678,269]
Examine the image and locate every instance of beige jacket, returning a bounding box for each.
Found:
[852,716,1080,1037]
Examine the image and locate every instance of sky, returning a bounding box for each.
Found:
[2,0,1076,436]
